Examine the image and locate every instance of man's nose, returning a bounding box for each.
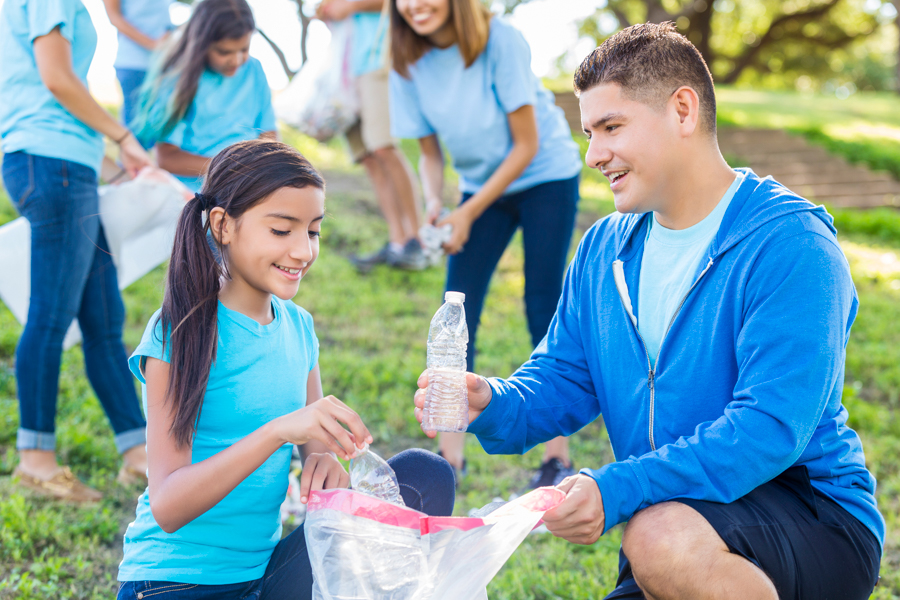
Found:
[585,137,612,171]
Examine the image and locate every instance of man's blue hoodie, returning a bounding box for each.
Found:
[468,169,884,546]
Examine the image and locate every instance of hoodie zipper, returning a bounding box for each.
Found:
[613,257,715,451]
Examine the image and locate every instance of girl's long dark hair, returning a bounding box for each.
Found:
[160,139,325,447]
[133,0,255,139]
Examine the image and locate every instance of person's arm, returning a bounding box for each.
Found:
[587,231,856,534]
[418,134,446,224]
[438,105,539,254]
[102,0,160,51]
[33,27,151,176]
[316,0,384,20]
[144,358,371,533]
[156,143,210,178]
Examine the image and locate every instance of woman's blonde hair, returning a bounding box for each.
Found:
[391,0,493,78]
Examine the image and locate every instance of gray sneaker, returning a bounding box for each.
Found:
[387,239,427,271]
[349,243,391,274]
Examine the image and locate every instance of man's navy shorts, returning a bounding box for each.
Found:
[605,467,881,600]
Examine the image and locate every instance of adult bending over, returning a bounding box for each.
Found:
[390,0,582,487]
[415,23,883,600]
[0,0,153,501]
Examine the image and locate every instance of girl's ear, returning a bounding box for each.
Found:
[208,207,231,245]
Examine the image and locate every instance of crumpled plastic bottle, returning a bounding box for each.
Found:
[349,443,406,506]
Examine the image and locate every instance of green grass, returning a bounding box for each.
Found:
[0,127,898,597]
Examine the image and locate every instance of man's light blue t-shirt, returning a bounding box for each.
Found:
[114,0,173,71]
[350,2,387,76]
[118,297,319,585]
[147,57,276,191]
[0,0,105,173]
[389,18,581,195]
[638,171,745,366]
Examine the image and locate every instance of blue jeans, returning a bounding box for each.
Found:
[115,68,154,148]
[117,449,456,600]
[1,152,147,453]
[446,175,580,371]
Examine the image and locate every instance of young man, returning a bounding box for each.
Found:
[316,0,426,270]
[414,23,883,600]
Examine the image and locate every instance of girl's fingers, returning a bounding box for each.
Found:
[319,414,359,459]
[310,461,329,494]
[414,389,426,410]
[320,396,372,447]
[298,454,319,503]
[417,370,429,389]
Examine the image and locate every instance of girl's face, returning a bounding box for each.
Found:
[206,32,252,77]
[216,186,325,304]
[396,0,452,38]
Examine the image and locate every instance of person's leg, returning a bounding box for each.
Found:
[517,176,580,486]
[614,467,881,600]
[438,432,466,474]
[76,224,147,476]
[3,155,102,486]
[388,448,455,516]
[371,145,421,243]
[117,580,256,600]
[360,151,405,246]
[622,502,778,600]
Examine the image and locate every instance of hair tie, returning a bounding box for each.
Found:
[194,193,216,212]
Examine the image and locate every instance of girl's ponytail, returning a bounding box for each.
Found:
[160,192,223,448]
[159,139,325,447]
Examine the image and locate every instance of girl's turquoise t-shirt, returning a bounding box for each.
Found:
[388,18,581,195]
[0,0,105,173]
[144,57,276,191]
[118,297,319,585]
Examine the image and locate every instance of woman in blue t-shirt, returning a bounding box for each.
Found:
[102,0,173,144]
[116,139,455,599]
[134,0,277,191]
[0,0,153,502]
[389,0,582,485]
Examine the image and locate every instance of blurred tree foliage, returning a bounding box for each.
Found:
[576,0,899,92]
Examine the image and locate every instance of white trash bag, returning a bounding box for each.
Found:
[0,168,190,348]
[304,486,565,600]
[275,20,359,142]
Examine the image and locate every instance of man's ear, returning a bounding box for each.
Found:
[208,207,230,245]
[670,86,700,138]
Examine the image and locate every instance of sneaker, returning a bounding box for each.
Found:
[13,466,103,503]
[349,243,391,274]
[387,239,427,271]
[528,458,575,490]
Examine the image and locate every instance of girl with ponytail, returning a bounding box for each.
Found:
[116,139,455,600]
[132,0,277,191]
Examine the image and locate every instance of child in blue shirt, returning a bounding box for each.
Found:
[117,139,455,599]
[388,0,582,487]
[102,0,174,144]
[133,0,276,191]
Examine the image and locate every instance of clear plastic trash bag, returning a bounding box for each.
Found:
[275,20,359,142]
[0,167,189,348]
[304,486,565,600]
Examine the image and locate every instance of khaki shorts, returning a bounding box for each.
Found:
[346,68,395,162]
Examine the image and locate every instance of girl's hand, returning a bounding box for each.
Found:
[438,207,474,255]
[118,132,153,178]
[415,371,493,437]
[298,453,349,504]
[275,395,372,460]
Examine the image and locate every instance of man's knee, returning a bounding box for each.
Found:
[622,502,725,577]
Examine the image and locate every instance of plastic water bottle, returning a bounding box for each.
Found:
[349,443,405,506]
[423,291,469,433]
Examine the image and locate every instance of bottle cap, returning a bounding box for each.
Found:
[445,291,465,303]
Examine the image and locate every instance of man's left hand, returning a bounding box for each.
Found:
[542,474,605,545]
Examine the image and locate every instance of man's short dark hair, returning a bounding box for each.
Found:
[574,22,717,135]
